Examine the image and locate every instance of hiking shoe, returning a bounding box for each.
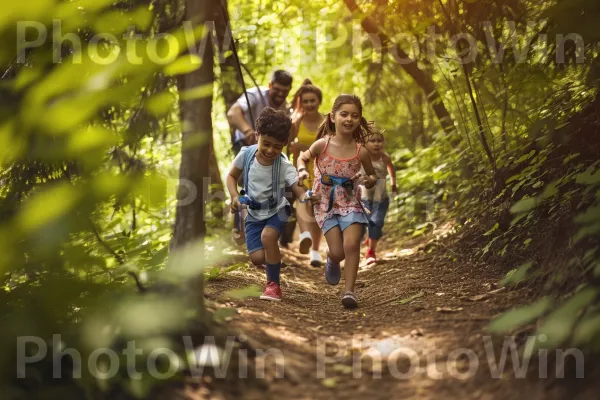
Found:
[298,231,313,255]
[325,257,341,285]
[260,281,282,301]
[310,249,323,267]
[365,248,376,265]
[342,291,358,309]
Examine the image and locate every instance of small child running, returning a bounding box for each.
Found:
[226,108,319,301]
[297,94,377,309]
[360,129,397,265]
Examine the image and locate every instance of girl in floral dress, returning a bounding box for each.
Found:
[297,94,377,308]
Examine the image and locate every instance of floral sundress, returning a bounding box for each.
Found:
[313,139,365,228]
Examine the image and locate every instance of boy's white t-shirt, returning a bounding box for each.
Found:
[233,147,298,220]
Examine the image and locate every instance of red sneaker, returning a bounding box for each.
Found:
[260,281,282,301]
[365,248,376,265]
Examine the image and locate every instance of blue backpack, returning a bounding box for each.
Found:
[241,144,288,210]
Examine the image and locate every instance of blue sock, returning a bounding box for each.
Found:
[266,262,281,285]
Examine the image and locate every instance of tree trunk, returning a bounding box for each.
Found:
[172,0,214,248]
[171,0,215,317]
[343,0,457,139]
[214,0,244,137]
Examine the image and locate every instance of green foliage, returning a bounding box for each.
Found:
[0,1,230,397]
[488,297,553,334]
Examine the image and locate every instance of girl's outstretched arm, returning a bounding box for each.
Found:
[358,147,377,189]
[297,138,326,187]
[382,152,398,197]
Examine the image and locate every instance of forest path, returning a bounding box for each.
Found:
[202,231,559,400]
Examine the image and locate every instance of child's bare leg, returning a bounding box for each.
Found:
[324,226,344,263]
[342,224,364,293]
[311,221,322,251]
[261,227,281,264]
[306,205,322,252]
[296,202,312,233]
[249,250,266,266]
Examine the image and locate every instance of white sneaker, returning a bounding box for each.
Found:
[310,249,323,267]
[298,231,312,254]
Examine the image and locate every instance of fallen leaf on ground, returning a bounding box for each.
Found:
[321,377,338,388]
[410,328,424,337]
[333,364,353,374]
[436,307,463,313]
[465,294,490,302]
[398,291,425,305]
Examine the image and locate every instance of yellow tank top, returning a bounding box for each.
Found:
[297,121,318,146]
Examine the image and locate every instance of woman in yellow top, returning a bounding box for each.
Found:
[288,79,325,267]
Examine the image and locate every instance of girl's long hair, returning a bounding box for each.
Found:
[316,94,375,144]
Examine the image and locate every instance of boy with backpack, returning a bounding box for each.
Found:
[226,108,320,301]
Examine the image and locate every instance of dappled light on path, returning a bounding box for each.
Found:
[202,234,567,400]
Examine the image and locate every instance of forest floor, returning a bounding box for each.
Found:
[187,222,594,400]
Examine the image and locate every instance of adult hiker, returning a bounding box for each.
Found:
[288,79,326,267]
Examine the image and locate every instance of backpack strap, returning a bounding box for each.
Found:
[242,144,259,195]
[242,144,284,210]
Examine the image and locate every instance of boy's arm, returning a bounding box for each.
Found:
[383,152,397,196]
[290,182,321,204]
[357,147,377,189]
[226,166,243,213]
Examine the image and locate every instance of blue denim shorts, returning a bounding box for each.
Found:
[322,212,368,235]
[245,207,290,254]
[362,198,390,240]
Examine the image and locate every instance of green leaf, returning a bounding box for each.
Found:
[483,223,499,236]
[540,181,558,199]
[105,218,123,231]
[224,285,262,299]
[148,246,168,268]
[501,262,533,286]
[321,377,338,388]
[575,167,600,185]
[68,126,119,154]
[206,267,222,280]
[179,83,213,101]
[213,308,236,323]
[164,54,203,76]
[18,183,81,233]
[510,197,537,214]
[572,312,600,347]
[146,91,176,116]
[535,287,599,350]
[488,297,552,334]
[563,153,580,164]
[505,173,522,184]
[575,205,600,225]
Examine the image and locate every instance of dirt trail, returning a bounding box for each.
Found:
[201,234,575,400]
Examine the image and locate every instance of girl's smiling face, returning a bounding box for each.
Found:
[301,92,321,115]
[331,103,361,136]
